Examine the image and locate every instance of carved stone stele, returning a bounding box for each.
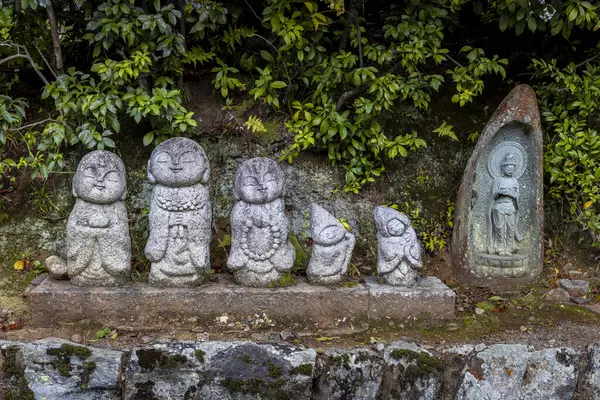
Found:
[227,158,295,287]
[452,85,543,287]
[307,203,355,284]
[145,137,211,287]
[67,151,131,286]
[375,206,422,287]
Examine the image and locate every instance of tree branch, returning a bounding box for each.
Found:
[242,0,262,23]
[446,54,464,69]
[0,43,50,85]
[46,0,64,74]
[353,9,363,68]
[9,118,55,131]
[574,53,600,71]
[34,44,58,80]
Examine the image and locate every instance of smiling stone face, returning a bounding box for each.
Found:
[73,151,126,204]
[235,158,284,204]
[148,137,209,187]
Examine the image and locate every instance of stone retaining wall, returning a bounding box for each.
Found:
[1,338,599,399]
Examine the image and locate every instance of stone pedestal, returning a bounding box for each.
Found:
[27,275,455,331]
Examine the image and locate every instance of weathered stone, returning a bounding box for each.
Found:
[456,344,578,400]
[46,255,68,280]
[228,158,295,287]
[367,277,456,321]
[314,348,384,400]
[67,150,131,286]
[581,343,600,399]
[123,341,316,400]
[452,85,544,287]
[0,338,124,400]
[558,279,590,297]
[381,341,443,400]
[307,203,355,284]
[375,206,422,286]
[545,288,570,303]
[28,274,454,330]
[146,137,212,287]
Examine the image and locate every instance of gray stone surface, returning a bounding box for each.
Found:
[314,348,384,400]
[123,341,316,400]
[456,344,578,400]
[374,206,422,286]
[67,150,131,286]
[382,341,443,400]
[545,288,570,303]
[452,85,544,287]
[307,203,355,284]
[558,279,590,297]
[0,338,124,399]
[29,274,455,330]
[581,343,600,399]
[228,158,295,287]
[46,254,68,280]
[145,137,212,287]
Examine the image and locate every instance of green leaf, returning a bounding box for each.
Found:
[499,14,509,32]
[143,132,154,146]
[270,81,287,89]
[260,50,274,63]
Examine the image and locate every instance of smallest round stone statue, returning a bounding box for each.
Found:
[307,204,355,284]
[374,206,422,286]
[67,150,131,286]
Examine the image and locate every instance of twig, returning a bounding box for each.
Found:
[33,44,58,80]
[242,0,262,23]
[446,54,464,69]
[0,44,49,85]
[9,118,55,131]
[574,53,600,71]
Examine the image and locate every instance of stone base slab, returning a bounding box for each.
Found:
[27,274,455,331]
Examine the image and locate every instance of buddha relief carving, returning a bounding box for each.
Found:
[227,158,295,287]
[67,151,131,286]
[145,137,211,287]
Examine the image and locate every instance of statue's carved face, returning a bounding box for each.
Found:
[502,163,516,177]
[148,138,209,187]
[73,151,126,204]
[235,158,284,204]
[315,225,346,246]
[386,219,406,237]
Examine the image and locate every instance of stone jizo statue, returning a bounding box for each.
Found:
[227,158,295,287]
[375,206,422,286]
[67,151,131,286]
[145,137,211,287]
[488,151,524,256]
[306,203,355,284]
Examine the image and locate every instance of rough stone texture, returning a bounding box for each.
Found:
[123,341,316,400]
[145,137,212,287]
[581,343,600,399]
[375,206,423,286]
[28,275,455,330]
[545,288,570,303]
[314,348,384,400]
[307,203,355,284]
[456,344,578,400]
[0,338,124,399]
[452,85,543,288]
[67,150,131,286]
[46,255,68,280]
[381,341,443,400]
[228,158,295,287]
[558,279,590,297]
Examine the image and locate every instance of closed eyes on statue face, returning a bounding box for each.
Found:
[151,150,206,186]
[76,165,125,204]
[239,172,282,203]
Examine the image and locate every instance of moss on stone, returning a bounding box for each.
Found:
[265,360,283,378]
[222,377,287,398]
[239,354,255,364]
[46,343,92,359]
[267,272,295,288]
[136,349,187,372]
[289,233,309,271]
[81,361,96,389]
[389,348,444,378]
[194,349,205,363]
[1,346,35,400]
[291,363,313,376]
